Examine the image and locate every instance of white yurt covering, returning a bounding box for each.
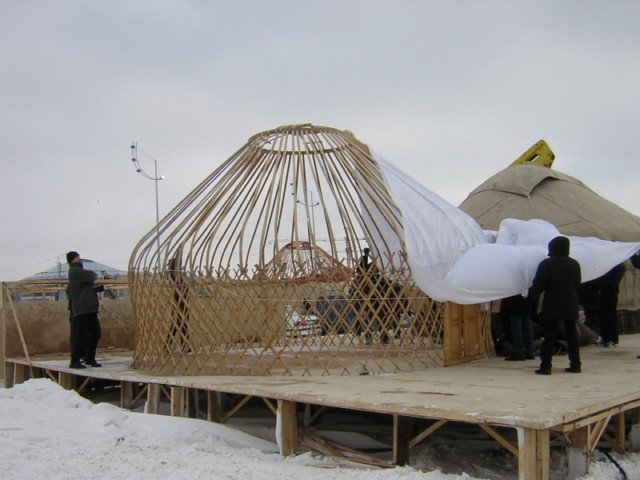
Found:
[375,155,640,305]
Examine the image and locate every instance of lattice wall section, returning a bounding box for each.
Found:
[130,264,447,376]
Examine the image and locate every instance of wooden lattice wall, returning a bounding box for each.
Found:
[129,124,491,376]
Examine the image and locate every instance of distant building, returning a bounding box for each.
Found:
[10,260,126,302]
[22,259,126,281]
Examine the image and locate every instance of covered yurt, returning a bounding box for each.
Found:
[459,144,640,324]
[129,124,490,376]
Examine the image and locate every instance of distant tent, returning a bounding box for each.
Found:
[262,241,352,283]
[23,260,125,281]
[459,164,640,241]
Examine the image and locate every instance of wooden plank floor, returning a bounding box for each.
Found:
[7,333,640,431]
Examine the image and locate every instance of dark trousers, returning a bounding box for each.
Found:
[598,294,619,344]
[539,319,581,371]
[582,301,600,334]
[509,314,535,358]
[70,313,102,363]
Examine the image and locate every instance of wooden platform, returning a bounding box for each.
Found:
[5,334,640,480]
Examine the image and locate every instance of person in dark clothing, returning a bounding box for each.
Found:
[352,261,376,343]
[359,247,371,272]
[578,278,601,334]
[597,263,626,347]
[500,294,536,361]
[350,248,373,341]
[66,251,103,369]
[528,236,582,375]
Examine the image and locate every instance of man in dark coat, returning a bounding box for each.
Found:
[528,236,582,375]
[66,251,103,369]
[597,263,626,347]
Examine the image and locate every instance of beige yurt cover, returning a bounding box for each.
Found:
[459,164,640,240]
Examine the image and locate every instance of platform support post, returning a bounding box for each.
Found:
[58,372,74,390]
[171,386,185,417]
[631,407,640,452]
[518,427,549,480]
[187,388,197,418]
[633,425,640,452]
[207,391,222,423]
[630,407,640,452]
[566,427,590,479]
[3,361,15,388]
[13,363,28,385]
[393,414,413,465]
[609,412,626,453]
[121,381,134,409]
[146,384,161,414]
[276,399,298,457]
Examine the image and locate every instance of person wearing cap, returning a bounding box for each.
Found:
[528,236,582,375]
[66,251,103,369]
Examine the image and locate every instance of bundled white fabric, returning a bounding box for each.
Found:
[445,243,546,298]
[375,152,640,305]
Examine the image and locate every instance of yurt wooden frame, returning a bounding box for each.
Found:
[129,124,491,376]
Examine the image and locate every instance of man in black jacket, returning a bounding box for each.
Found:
[528,236,582,375]
[597,263,626,347]
[66,251,103,369]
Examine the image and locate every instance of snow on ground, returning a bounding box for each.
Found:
[0,378,639,480]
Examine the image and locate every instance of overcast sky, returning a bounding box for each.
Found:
[1,1,639,281]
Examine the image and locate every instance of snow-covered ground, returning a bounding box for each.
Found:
[1,378,639,480]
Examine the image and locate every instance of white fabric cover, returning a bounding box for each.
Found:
[354,167,405,272]
[374,152,640,305]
